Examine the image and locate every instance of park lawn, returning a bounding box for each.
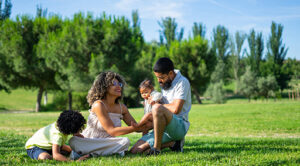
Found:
[0,89,53,111]
[0,100,299,165]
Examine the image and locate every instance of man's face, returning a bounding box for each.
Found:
[154,72,173,90]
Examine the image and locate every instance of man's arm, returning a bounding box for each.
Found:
[162,99,185,115]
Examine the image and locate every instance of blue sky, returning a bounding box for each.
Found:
[9,0,300,59]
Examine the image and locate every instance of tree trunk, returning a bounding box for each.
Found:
[193,90,202,104]
[44,90,48,105]
[36,87,44,112]
[68,92,72,111]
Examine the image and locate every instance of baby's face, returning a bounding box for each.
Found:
[140,87,152,100]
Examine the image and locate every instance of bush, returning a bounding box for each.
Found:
[41,91,89,111]
[205,81,226,104]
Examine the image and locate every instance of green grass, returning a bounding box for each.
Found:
[0,97,299,165]
[0,89,53,111]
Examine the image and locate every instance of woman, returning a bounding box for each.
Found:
[69,71,143,158]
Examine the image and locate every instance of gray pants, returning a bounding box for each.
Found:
[69,136,130,157]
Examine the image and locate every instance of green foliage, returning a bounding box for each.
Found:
[266,21,290,90]
[156,36,217,103]
[212,25,231,83]
[205,60,226,104]
[246,29,264,76]
[257,75,279,99]
[239,66,257,101]
[192,22,206,38]
[44,91,89,111]
[230,31,246,94]
[0,0,12,20]
[158,17,184,48]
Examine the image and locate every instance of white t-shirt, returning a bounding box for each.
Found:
[161,70,191,131]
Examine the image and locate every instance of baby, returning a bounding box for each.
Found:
[138,79,163,135]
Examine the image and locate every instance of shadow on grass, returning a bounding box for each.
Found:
[184,137,300,154]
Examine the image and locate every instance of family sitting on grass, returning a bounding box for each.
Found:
[25,57,192,161]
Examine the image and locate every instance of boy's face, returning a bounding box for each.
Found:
[140,87,152,100]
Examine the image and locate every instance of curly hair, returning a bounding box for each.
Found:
[57,110,86,135]
[87,71,126,106]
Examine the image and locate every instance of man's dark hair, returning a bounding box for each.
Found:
[57,110,86,135]
[153,57,174,74]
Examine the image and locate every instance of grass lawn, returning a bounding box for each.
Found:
[0,89,53,111]
[0,96,299,165]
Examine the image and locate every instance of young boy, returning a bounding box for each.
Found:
[25,110,89,161]
[138,79,164,135]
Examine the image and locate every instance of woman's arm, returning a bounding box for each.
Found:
[92,101,140,136]
[121,104,138,126]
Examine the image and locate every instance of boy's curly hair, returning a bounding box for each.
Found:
[57,110,86,135]
[87,71,126,106]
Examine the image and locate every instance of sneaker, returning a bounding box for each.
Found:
[170,138,185,152]
[147,147,161,156]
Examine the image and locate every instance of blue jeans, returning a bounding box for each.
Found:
[26,146,52,160]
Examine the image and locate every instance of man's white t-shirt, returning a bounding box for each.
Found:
[161,69,191,132]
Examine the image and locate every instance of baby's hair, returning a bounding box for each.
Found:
[139,79,154,90]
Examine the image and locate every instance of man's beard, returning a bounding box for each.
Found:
[160,79,172,90]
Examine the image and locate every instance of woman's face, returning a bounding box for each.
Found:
[107,79,123,97]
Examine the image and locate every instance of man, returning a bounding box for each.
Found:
[130,57,191,155]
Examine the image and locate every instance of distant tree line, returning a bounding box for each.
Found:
[0,4,299,111]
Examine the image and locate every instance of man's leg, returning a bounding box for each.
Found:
[151,104,173,150]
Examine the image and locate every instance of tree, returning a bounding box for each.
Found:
[0,0,12,21]
[212,25,231,82]
[158,17,184,48]
[38,13,90,110]
[168,36,217,103]
[239,66,257,101]
[247,29,264,75]
[212,25,230,63]
[205,59,226,104]
[230,31,246,94]
[192,22,206,38]
[0,15,58,112]
[257,75,278,100]
[87,13,144,107]
[266,21,289,91]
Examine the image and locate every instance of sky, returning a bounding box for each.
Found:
[8,0,300,59]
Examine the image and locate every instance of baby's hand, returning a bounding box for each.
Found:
[131,121,139,128]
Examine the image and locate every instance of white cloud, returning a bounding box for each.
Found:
[115,0,184,20]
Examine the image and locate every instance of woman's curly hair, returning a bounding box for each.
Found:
[87,71,126,106]
[57,110,86,135]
